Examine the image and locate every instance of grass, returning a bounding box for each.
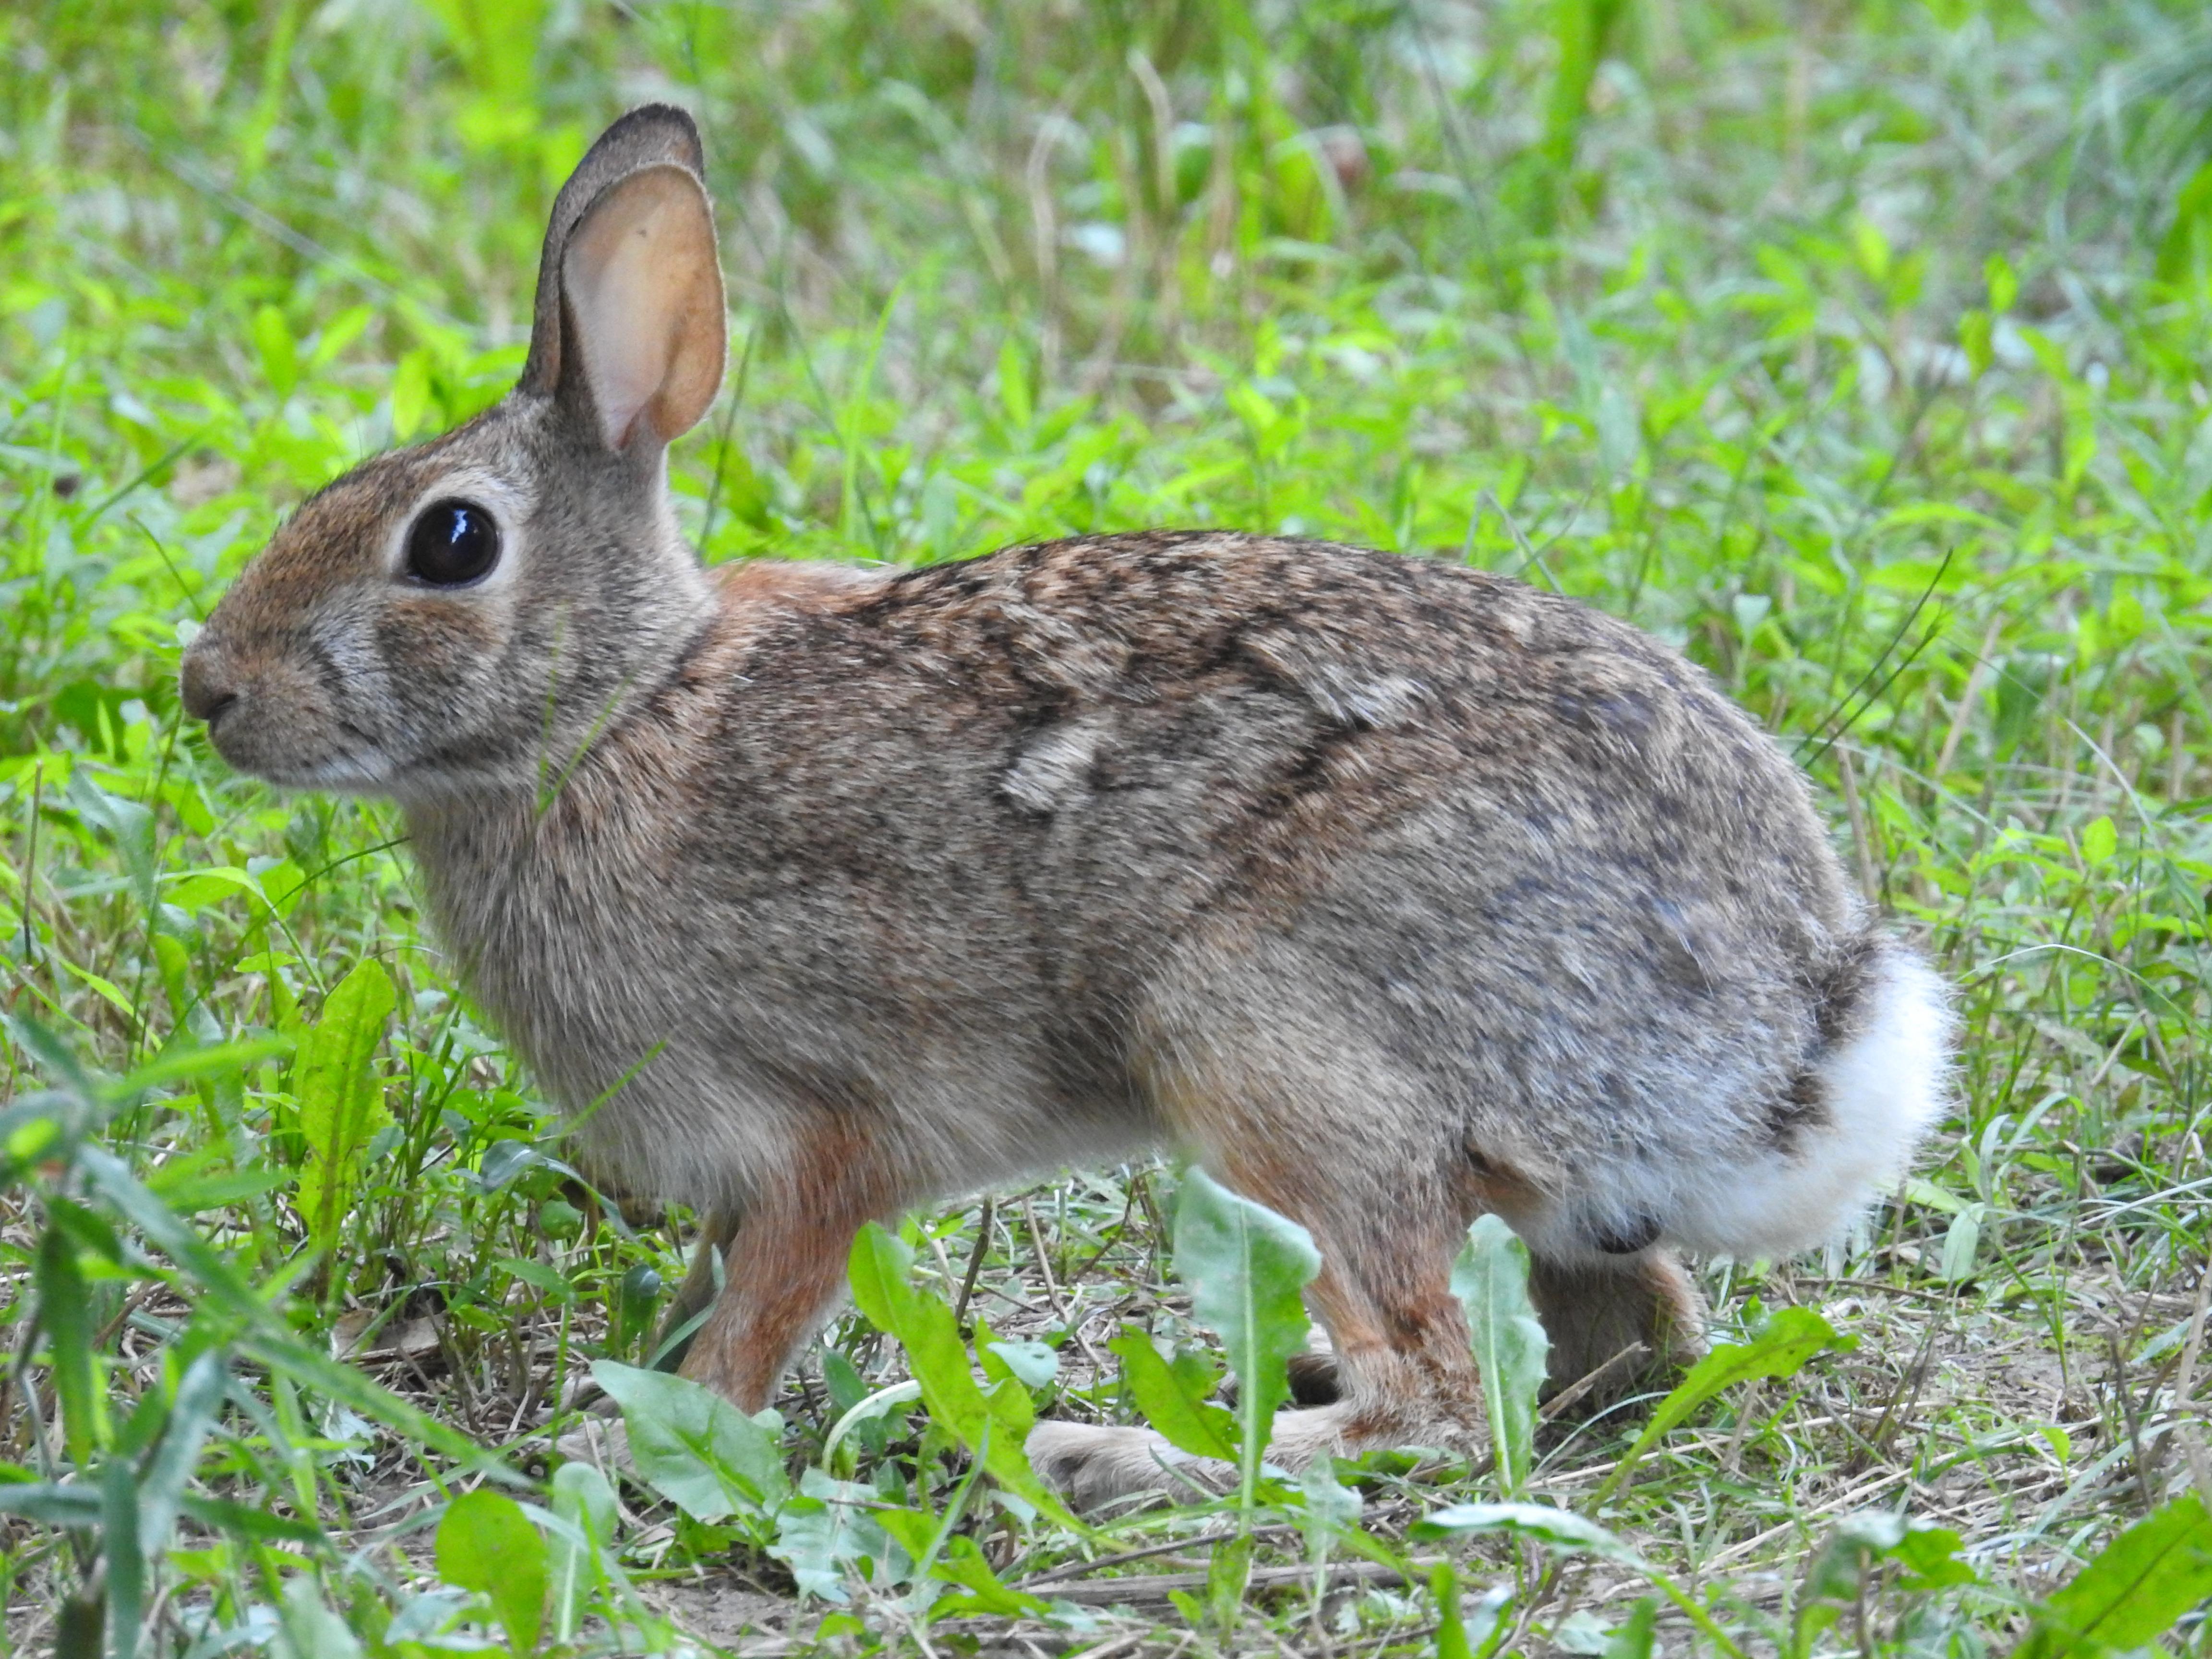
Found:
[4,0,2212,1652]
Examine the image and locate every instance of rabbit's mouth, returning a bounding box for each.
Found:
[199,690,394,792]
[213,732,393,793]
[237,710,396,790]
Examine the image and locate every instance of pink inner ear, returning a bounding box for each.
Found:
[561,168,722,450]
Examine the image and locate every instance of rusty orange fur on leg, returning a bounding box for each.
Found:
[676,1125,903,1413]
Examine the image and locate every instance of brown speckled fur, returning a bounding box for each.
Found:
[180,107,1952,1506]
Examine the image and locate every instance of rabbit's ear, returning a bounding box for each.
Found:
[518,104,710,403]
[553,163,727,450]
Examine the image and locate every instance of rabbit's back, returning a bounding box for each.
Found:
[837,532,1855,1054]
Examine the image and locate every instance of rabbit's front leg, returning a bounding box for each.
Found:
[674,1128,905,1413]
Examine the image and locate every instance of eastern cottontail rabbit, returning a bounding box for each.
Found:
[180,106,1951,1505]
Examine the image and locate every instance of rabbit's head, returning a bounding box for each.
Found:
[180,106,727,799]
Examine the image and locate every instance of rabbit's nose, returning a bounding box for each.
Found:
[179,647,239,726]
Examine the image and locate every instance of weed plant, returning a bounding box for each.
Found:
[2,0,2212,1653]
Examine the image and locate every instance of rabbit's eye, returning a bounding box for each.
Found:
[406,499,501,586]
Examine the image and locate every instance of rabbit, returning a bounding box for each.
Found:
[178,105,1953,1507]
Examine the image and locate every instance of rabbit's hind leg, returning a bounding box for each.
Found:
[1251,1180,1488,1471]
[1029,1147,1487,1509]
[1526,1249,1707,1408]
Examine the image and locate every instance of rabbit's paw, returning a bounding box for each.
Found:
[1025,1422,1234,1513]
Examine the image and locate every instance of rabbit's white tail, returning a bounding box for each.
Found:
[1674,939,1954,1262]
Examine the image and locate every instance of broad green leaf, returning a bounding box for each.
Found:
[1206,1529,1253,1630]
[1452,1215,1549,1495]
[1902,1176,1968,1215]
[1959,307,1994,378]
[307,302,375,370]
[252,303,299,397]
[2,1109,60,1166]
[2021,1494,2212,1658]
[55,959,138,1024]
[163,866,267,916]
[844,1220,911,1335]
[996,336,1033,430]
[476,1137,544,1191]
[497,1256,576,1301]
[1106,1326,1236,1462]
[770,1468,892,1603]
[550,1461,616,1640]
[878,1488,1053,1614]
[589,1359,788,1522]
[985,1339,1058,1390]
[1986,252,2019,312]
[1172,1169,1321,1508]
[65,770,156,910]
[871,1503,943,1573]
[1939,1203,1984,1283]
[1851,213,1893,282]
[436,1488,548,1652]
[390,349,434,442]
[293,960,396,1262]
[614,1263,663,1355]
[144,1166,292,1213]
[846,1225,1082,1531]
[1599,1307,1848,1500]
[1797,1511,1973,1594]
[1890,1526,1977,1591]
[972,1313,1013,1385]
[1541,0,1631,174]
[771,1497,857,1602]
